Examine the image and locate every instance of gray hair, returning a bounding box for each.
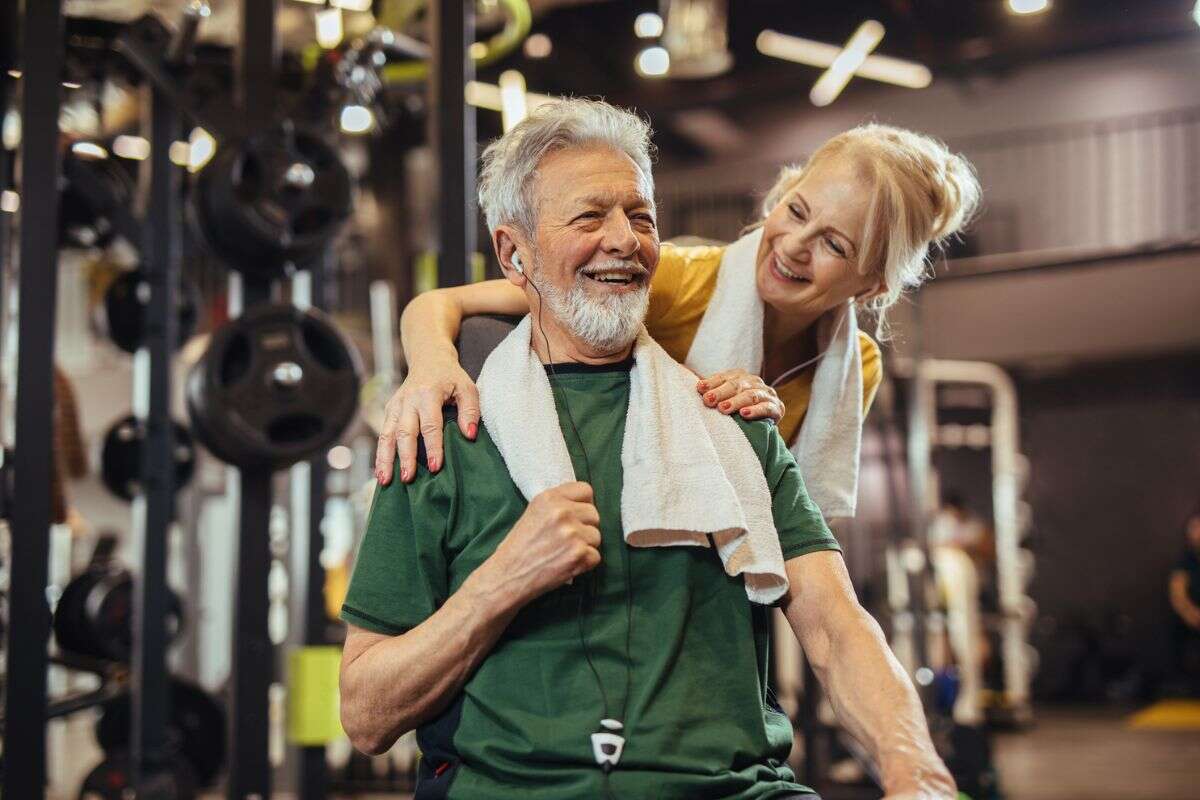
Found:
[478,98,656,234]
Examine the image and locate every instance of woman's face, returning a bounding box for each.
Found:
[755,156,884,322]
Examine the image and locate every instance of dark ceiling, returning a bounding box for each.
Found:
[473,0,1200,161]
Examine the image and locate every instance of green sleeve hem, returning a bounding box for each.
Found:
[340,604,410,636]
[781,539,842,563]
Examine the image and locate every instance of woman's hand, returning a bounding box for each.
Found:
[374,357,480,485]
[696,369,786,423]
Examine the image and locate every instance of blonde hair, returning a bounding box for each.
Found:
[756,123,981,337]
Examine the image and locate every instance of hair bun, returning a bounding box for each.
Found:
[928,151,982,243]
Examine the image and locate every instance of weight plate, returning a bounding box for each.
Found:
[186,303,363,469]
[60,154,136,250]
[100,415,196,502]
[54,566,185,662]
[79,752,197,800]
[103,269,200,355]
[191,123,352,276]
[96,679,226,789]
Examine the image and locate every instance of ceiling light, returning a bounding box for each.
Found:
[188,127,216,172]
[169,141,191,166]
[810,20,885,106]
[326,445,353,470]
[0,190,18,214]
[112,135,151,160]
[464,81,554,113]
[2,110,19,149]
[70,141,108,159]
[62,81,82,89]
[634,12,664,39]
[6,70,20,79]
[524,33,552,59]
[635,46,670,78]
[332,0,372,10]
[1193,0,1199,27]
[315,7,344,49]
[1006,0,1050,15]
[339,104,374,134]
[498,70,527,132]
[757,29,930,89]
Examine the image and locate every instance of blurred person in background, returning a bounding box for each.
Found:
[374,122,982,531]
[1167,508,1200,695]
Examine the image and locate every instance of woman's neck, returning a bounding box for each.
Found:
[762,304,821,384]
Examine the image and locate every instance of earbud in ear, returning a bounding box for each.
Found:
[511,252,524,274]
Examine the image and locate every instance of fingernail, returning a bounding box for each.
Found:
[467,423,478,440]
[705,393,715,404]
[719,401,731,411]
[429,457,441,472]
[399,468,410,482]
[697,381,707,391]
[741,408,751,417]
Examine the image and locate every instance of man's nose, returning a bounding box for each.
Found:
[600,211,640,259]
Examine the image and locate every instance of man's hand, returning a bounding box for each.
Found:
[478,482,601,607]
[374,357,481,485]
[1183,606,1200,631]
[697,369,786,423]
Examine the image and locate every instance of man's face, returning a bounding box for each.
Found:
[523,144,660,352]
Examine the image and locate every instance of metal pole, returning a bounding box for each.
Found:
[292,252,331,800]
[428,0,476,289]
[228,2,277,797]
[132,83,183,798]
[3,1,64,797]
[229,469,274,800]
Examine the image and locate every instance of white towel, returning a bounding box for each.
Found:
[477,316,789,605]
[685,228,864,519]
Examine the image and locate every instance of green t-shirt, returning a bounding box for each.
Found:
[342,359,840,800]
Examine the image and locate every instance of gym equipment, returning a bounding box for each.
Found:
[190,123,352,277]
[78,753,197,800]
[100,415,196,502]
[103,268,200,354]
[186,303,363,469]
[95,678,226,789]
[53,566,184,663]
[59,153,136,249]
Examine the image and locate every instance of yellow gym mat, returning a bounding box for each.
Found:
[1127,700,1200,730]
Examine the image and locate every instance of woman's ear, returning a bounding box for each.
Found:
[855,277,887,304]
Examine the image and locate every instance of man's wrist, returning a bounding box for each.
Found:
[461,558,528,619]
[878,745,956,797]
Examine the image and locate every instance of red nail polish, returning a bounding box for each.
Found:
[705,393,715,403]
[430,457,441,472]
[741,408,751,416]
[467,423,478,440]
[697,381,707,391]
[719,401,730,411]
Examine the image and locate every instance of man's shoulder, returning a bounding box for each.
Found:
[729,414,783,467]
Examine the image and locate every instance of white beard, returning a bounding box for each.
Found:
[535,261,649,351]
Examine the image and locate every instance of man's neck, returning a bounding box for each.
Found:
[528,315,634,365]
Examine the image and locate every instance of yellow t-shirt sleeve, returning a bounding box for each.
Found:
[859,331,883,417]
[646,243,724,363]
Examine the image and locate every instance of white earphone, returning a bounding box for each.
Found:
[511,252,524,273]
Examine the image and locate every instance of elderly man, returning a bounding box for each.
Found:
[339,99,954,799]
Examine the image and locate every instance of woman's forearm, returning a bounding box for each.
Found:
[399,279,529,369]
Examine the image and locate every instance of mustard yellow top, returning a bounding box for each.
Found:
[647,243,883,446]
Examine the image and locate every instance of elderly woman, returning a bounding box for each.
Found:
[375,121,980,521]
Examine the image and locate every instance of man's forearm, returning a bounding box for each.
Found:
[808,606,953,793]
[340,569,520,754]
[1169,574,1200,622]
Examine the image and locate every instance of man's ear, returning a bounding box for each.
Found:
[494,226,527,287]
